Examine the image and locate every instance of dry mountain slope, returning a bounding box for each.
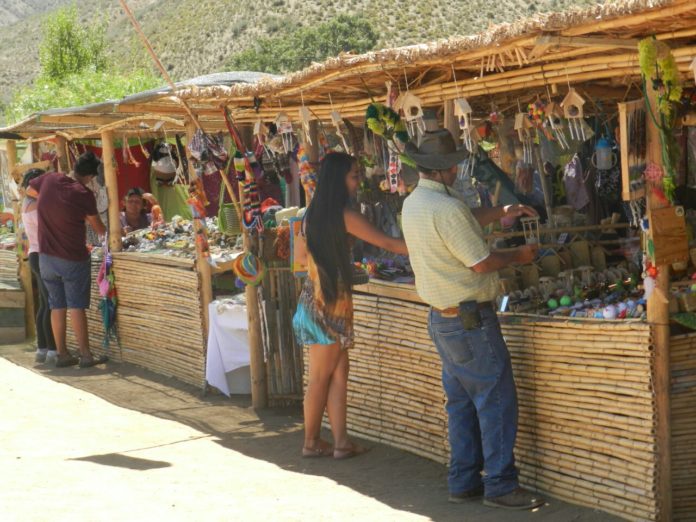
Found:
[0,0,605,104]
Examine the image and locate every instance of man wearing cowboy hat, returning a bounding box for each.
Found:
[401,129,544,510]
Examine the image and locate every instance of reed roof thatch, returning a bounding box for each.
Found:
[2,0,695,139]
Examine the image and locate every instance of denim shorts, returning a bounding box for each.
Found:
[39,253,91,310]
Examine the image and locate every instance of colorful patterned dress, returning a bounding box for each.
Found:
[292,251,354,350]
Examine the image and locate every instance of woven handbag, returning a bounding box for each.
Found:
[218,179,242,236]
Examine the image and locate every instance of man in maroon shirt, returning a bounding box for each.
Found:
[26,151,108,368]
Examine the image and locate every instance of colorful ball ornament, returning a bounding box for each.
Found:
[547,298,559,309]
[559,295,573,307]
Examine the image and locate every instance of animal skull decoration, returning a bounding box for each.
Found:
[397,91,426,137]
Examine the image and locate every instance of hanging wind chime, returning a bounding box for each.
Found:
[561,88,587,141]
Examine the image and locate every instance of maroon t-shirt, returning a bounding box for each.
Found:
[30,172,98,262]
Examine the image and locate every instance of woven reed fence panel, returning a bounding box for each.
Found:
[669,333,696,520]
[69,253,206,388]
[500,315,656,521]
[0,249,19,281]
[345,290,658,521]
[350,292,449,463]
[66,257,114,361]
[260,266,304,399]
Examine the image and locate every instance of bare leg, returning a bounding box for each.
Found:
[51,309,68,356]
[304,343,342,448]
[326,349,350,449]
[69,308,91,359]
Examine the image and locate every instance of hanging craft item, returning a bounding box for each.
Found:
[330,111,350,152]
[297,144,318,202]
[241,179,264,232]
[454,98,474,153]
[151,141,179,184]
[561,88,587,141]
[366,102,414,193]
[521,216,541,245]
[544,101,569,149]
[396,91,425,138]
[233,252,266,287]
[187,128,228,177]
[275,112,295,154]
[298,105,313,146]
[638,37,683,204]
[254,119,272,159]
[514,111,534,164]
[137,134,150,159]
[97,241,117,349]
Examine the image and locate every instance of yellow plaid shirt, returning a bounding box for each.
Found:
[402,179,498,309]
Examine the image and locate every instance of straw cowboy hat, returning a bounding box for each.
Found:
[404,129,469,171]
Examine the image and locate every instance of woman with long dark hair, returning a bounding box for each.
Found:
[293,152,408,459]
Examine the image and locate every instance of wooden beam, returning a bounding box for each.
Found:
[10,160,51,184]
[535,34,640,49]
[38,115,123,126]
[55,136,69,172]
[100,130,122,253]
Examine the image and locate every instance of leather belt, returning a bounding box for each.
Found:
[433,301,494,317]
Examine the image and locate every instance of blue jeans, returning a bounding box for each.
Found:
[428,305,519,498]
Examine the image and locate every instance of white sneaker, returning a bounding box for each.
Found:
[35,348,48,363]
[45,351,58,366]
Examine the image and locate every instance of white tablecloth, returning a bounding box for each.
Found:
[205,300,250,396]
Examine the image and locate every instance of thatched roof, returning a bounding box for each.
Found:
[2,0,695,139]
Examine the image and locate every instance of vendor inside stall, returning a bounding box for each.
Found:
[120,187,162,234]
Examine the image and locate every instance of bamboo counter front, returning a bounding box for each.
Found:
[349,280,695,521]
[67,251,207,389]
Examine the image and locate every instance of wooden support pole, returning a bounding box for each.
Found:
[185,121,213,343]
[8,140,35,341]
[306,120,319,162]
[244,234,268,409]
[101,130,122,253]
[645,82,672,522]
[55,136,69,173]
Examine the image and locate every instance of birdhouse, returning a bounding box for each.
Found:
[454,98,473,131]
[253,119,267,141]
[397,92,424,122]
[545,102,564,126]
[561,88,588,141]
[298,106,313,145]
[514,112,532,140]
[561,88,586,119]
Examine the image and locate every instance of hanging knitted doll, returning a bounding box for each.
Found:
[242,178,264,232]
[297,144,317,203]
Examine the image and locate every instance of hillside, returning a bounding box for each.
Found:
[0,0,606,104]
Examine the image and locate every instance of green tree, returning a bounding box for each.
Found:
[38,5,107,81]
[227,14,378,74]
[4,5,161,124]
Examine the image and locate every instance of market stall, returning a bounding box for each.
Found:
[1,0,695,519]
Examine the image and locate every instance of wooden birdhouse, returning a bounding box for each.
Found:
[561,88,588,141]
[253,119,267,141]
[561,88,586,119]
[545,102,564,126]
[454,98,473,131]
[514,112,532,140]
[275,112,294,153]
[298,106,313,145]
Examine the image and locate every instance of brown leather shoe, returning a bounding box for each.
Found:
[448,485,484,503]
[483,487,545,510]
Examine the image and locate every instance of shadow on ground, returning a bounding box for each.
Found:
[2,343,618,522]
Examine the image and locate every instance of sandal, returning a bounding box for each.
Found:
[333,442,369,460]
[79,355,109,369]
[55,354,79,368]
[302,439,333,458]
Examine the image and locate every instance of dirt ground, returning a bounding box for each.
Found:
[0,342,620,521]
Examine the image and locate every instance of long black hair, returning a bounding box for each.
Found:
[305,152,356,304]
